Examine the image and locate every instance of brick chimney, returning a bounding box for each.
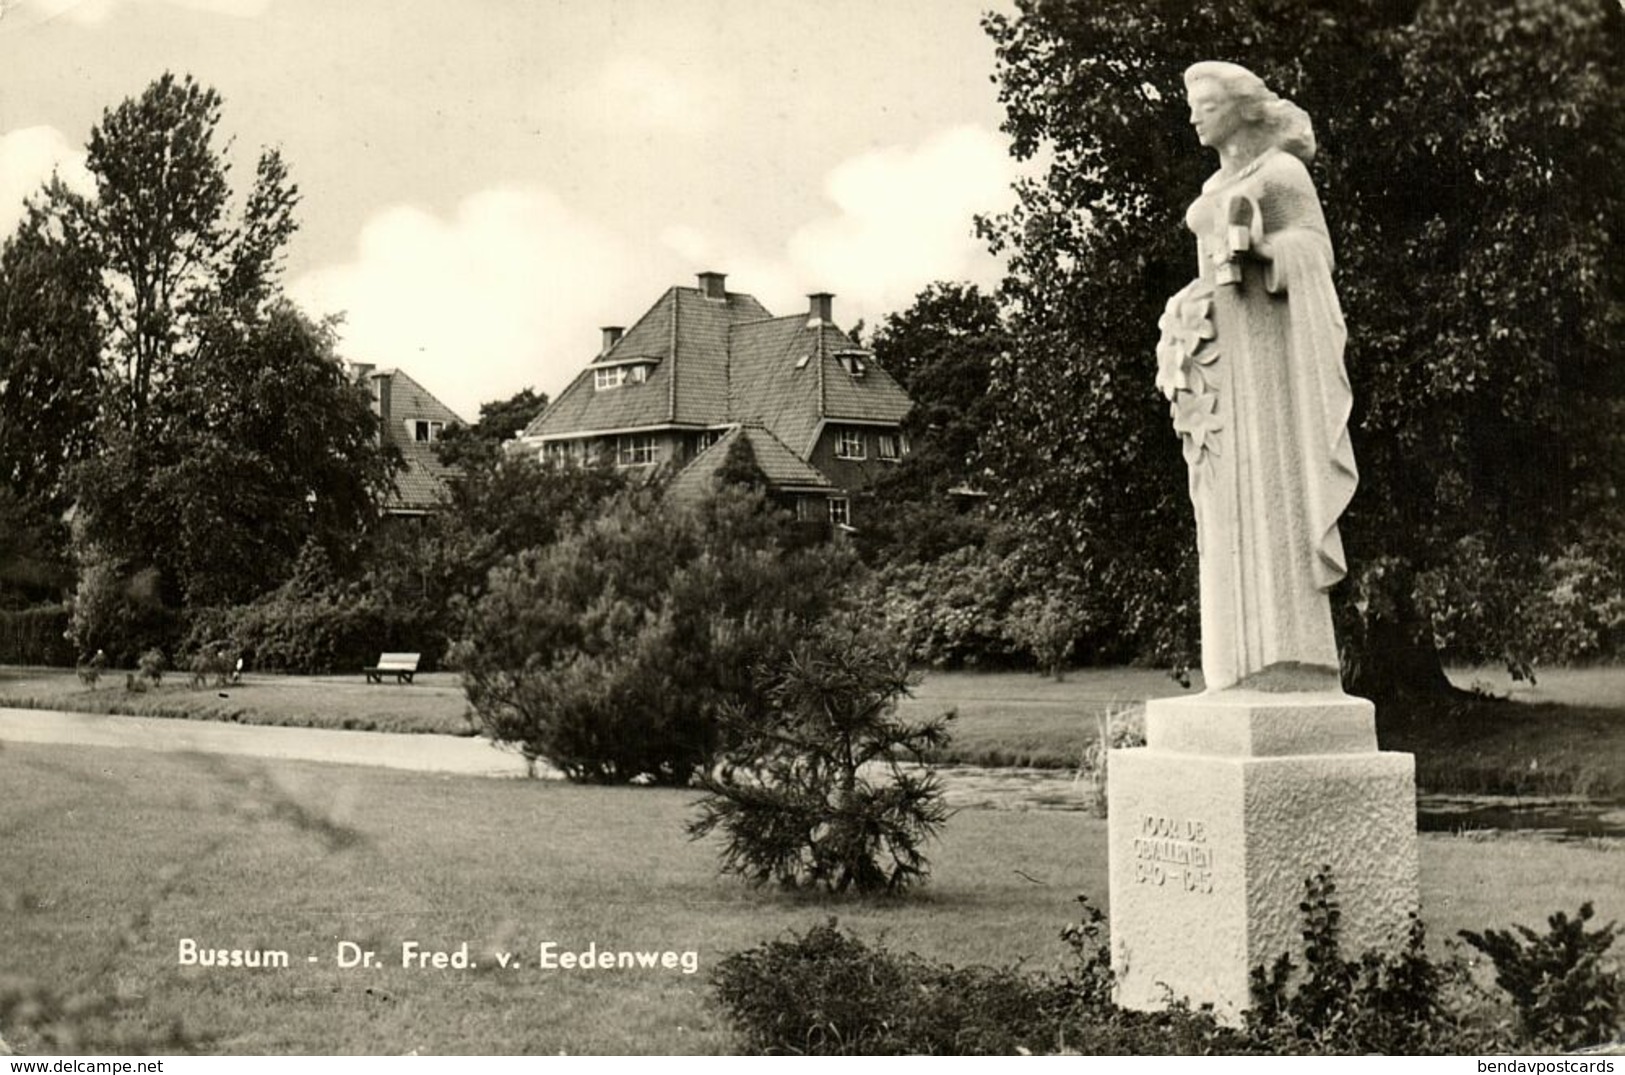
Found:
[807,292,834,326]
[697,271,727,301]
[600,326,624,355]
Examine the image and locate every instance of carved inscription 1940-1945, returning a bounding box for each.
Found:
[1132,814,1214,894]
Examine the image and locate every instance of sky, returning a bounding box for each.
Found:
[0,0,1020,420]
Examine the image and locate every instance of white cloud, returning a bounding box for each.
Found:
[13,0,269,26]
[291,186,652,420]
[786,125,1016,317]
[0,125,94,237]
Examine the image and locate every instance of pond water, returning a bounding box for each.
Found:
[929,765,1625,842]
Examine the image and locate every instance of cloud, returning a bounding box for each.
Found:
[12,0,269,26]
[0,125,94,237]
[786,125,1016,315]
[291,186,653,420]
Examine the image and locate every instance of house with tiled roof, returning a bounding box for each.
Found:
[515,272,913,528]
[350,364,465,515]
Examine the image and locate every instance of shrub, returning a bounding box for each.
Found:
[712,918,1075,1054]
[1460,902,1624,1050]
[137,648,165,685]
[872,544,1025,668]
[1245,868,1489,1054]
[710,914,1245,1055]
[187,545,444,675]
[1004,588,1089,680]
[712,875,1616,1055]
[0,605,74,666]
[66,548,179,666]
[457,486,858,785]
[689,618,951,895]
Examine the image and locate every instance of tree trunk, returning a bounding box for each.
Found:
[1343,610,1466,704]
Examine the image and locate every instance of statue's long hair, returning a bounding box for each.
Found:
[1184,61,1316,165]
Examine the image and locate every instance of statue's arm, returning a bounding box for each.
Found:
[1231,158,1336,292]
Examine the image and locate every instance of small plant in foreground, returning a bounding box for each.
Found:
[712,872,1613,1055]
[710,914,1243,1055]
[1246,867,1478,1054]
[138,648,165,686]
[1460,902,1624,1050]
[689,617,951,895]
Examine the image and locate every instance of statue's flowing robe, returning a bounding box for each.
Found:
[1158,148,1357,691]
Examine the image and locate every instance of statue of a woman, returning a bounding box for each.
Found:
[1155,62,1358,692]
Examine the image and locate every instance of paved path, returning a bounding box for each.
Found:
[0,706,534,778]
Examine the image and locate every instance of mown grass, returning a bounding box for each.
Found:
[0,667,474,736]
[3,663,1622,799]
[1,740,1621,1055]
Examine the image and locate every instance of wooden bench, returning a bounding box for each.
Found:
[364,652,421,684]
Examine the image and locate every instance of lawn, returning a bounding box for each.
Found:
[1,740,1621,1055]
[0,666,475,736]
[3,663,1622,798]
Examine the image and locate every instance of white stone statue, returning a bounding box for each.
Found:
[1155,61,1358,692]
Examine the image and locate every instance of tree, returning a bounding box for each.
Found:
[979,0,1625,696]
[688,616,952,895]
[432,386,549,471]
[0,190,103,518]
[456,485,860,784]
[0,74,400,643]
[60,72,297,421]
[74,304,394,610]
[860,283,1009,566]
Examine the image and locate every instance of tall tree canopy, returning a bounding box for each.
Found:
[0,73,396,644]
[861,282,1010,565]
[0,190,103,517]
[979,0,1625,693]
[60,73,298,421]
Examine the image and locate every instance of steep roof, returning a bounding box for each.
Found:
[373,368,463,513]
[665,424,836,504]
[525,287,772,439]
[728,316,825,453]
[728,318,913,454]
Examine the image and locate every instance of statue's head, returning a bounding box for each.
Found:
[1183,61,1315,164]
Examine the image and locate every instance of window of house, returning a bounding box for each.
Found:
[828,497,851,527]
[618,435,657,467]
[696,429,724,454]
[595,363,648,390]
[410,419,444,443]
[877,432,902,461]
[834,429,866,460]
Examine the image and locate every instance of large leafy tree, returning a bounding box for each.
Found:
[73,304,394,609]
[860,282,1009,566]
[979,0,1625,695]
[60,72,297,421]
[0,73,396,641]
[432,386,549,472]
[0,190,103,517]
[0,190,104,603]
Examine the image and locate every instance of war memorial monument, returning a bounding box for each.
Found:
[1108,61,1420,1019]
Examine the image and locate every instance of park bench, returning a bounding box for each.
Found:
[364,652,421,685]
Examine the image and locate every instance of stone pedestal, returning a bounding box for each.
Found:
[1107,690,1418,1022]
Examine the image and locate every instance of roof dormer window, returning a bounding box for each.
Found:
[595,364,648,390]
[836,350,869,379]
[409,419,444,443]
[593,357,657,390]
